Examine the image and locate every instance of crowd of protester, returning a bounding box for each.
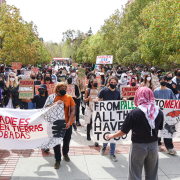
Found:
[1,62,180,178]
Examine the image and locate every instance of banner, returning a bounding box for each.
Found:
[122,87,138,98]
[152,76,160,91]
[66,84,75,97]
[35,84,56,95]
[96,55,113,64]
[12,62,22,70]
[19,80,34,99]
[89,89,101,109]
[0,103,66,150]
[31,67,39,74]
[155,99,180,138]
[92,100,136,143]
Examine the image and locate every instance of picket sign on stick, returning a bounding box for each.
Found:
[19,80,34,99]
[66,84,75,97]
[89,89,100,110]
[31,67,39,74]
[122,87,138,98]
[35,84,56,95]
[12,62,22,70]
[0,103,66,150]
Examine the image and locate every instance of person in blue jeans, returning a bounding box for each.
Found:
[94,76,124,162]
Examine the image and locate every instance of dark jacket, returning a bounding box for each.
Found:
[3,85,20,108]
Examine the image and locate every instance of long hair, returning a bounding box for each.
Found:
[88,79,94,89]
[8,72,18,88]
[144,74,151,87]
[44,72,52,83]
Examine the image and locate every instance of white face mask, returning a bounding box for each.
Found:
[10,78,15,82]
[147,77,151,81]
[71,73,76,77]
[52,80,55,83]
[112,73,116,76]
[128,76,131,80]
[135,77,137,80]
[124,78,127,81]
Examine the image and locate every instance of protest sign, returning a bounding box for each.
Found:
[12,62,22,70]
[59,76,66,82]
[31,67,39,74]
[24,71,31,78]
[35,84,56,95]
[152,76,160,91]
[96,55,113,64]
[96,76,101,87]
[66,84,75,97]
[62,70,67,76]
[89,89,101,109]
[0,103,66,150]
[72,63,78,67]
[155,99,180,138]
[122,87,138,98]
[92,100,136,143]
[78,68,85,74]
[19,80,34,99]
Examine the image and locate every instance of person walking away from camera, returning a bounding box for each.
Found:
[107,87,164,180]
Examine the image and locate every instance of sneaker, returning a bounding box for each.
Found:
[87,135,91,141]
[76,122,81,126]
[63,154,70,162]
[43,148,49,153]
[100,146,106,155]
[94,142,99,147]
[158,146,162,152]
[54,161,60,169]
[110,154,117,162]
[72,123,77,131]
[167,149,177,155]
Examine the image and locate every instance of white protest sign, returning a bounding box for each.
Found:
[155,99,180,138]
[0,104,66,150]
[92,100,136,143]
[96,55,113,64]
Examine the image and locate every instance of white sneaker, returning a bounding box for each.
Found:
[110,154,117,162]
[167,149,177,155]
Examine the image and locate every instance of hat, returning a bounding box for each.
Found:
[39,65,41,67]
[70,68,76,72]
[1,64,4,67]
[100,72,104,76]
[70,65,72,67]
[38,84,47,90]
[156,70,162,74]
[5,67,9,71]
[66,75,72,79]
[151,67,156,70]
[107,70,111,74]
[47,67,52,70]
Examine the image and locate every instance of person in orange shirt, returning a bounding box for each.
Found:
[44,82,75,169]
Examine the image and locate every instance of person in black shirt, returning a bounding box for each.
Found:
[107,87,164,180]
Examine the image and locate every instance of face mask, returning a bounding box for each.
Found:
[52,80,55,83]
[112,73,116,76]
[110,83,117,89]
[46,77,51,81]
[39,89,45,95]
[152,71,154,74]
[178,72,180,77]
[124,78,127,81]
[31,76,36,80]
[117,74,121,77]
[37,76,42,80]
[0,81,4,86]
[160,81,167,86]
[158,74,161,78]
[131,82,136,86]
[71,73,76,77]
[59,90,66,96]
[10,78,15,82]
[168,77,172,81]
[43,71,46,73]
[128,76,131,80]
[147,77,151,81]
[68,79,72,84]
[93,83,98,87]
[60,71,62,74]
[135,77,137,80]
[144,69,147,71]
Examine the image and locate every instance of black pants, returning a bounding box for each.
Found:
[158,138,174,149]
[75,99,80,123]
[87,118,92,137]
[53,125,72,162]
[20,101,28,109]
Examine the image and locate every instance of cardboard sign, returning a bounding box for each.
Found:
[24,71,31,78]
[62,70,67,76]
[31,67,39,74]
[35,84,56,95]
[66,84,75,97]
[122,87,138,98]
[12,62,22,70]
[96,76,101,87]
[78,68,85,74]
[72,63,78,67]
[152,76,160,91]
[59,76,66,82]
[89,89,101,109]
[96,55,113,64]
[78,72,85,79]
[19,80,34,99]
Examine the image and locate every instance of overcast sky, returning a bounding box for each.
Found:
[6,0,128,43]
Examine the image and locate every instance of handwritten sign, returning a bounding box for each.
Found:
[89,89,101,109]
[35,84,56,95]
[24,71,31,78]
[59,76,66,82]
[31,67,39,74]
[66,84,75,97]
[72,63,78,67]
[78,68,85,74]
[19,80,34,99]
[62,70,67,76]
[152,76,160,91]
[96,76,101,87]
[12,62,22,70]
[122,87,138,98]
[96,55,113,64]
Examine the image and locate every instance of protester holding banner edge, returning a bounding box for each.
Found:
[107,87,164,180]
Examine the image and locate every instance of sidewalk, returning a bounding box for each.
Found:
[0,115,180,180]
